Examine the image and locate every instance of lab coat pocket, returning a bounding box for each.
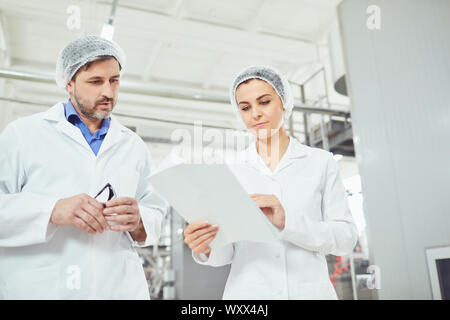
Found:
[223,282,272,300]
[3,264,61,299]
[115,166,140,198]
[292,281,337,300]
[288,176,323,221]
[124,250,149,299]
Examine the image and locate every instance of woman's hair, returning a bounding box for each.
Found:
[229,65,294,127]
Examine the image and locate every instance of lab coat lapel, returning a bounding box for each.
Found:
[240,142,269,174]
[242,137,308,175]
[273,138,308,175]
[43,102,92,152]
[43,103,127,156]
[96,115,127,156]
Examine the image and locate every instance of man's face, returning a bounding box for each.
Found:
[67,58,121,120]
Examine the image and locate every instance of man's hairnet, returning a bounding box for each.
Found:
[229,65,294,128]
[55,35,126,90]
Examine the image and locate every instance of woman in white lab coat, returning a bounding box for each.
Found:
[183,65,358,300]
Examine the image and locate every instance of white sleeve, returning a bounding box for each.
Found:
[192,243,234,267]
[127,146,167,247]
[0,123,59,247]
[279,154,358,256]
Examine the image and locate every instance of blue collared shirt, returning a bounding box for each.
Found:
[64,99,110,155]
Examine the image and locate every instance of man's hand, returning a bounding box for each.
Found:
[103,197,146,242]
[250,194,286,230]
[50,193,109,234]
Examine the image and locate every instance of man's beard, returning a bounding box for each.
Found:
[73,91,114,120]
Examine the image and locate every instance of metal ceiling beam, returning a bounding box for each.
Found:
[0,68,351,118]
[107,0,119,26]
[0,96,234,130]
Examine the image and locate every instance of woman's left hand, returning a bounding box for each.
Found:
[250,194,285,230]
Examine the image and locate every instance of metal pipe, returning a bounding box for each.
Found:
[322,67,330,109]
[302,67,324,87]
[0,96,235,130]
[288,112,295,138]
[108,0,119,25]
[0,69,54,83]
[319,114,330,151]
[318,96,330,151]
[0,96,48,106]
[349,253,358,300]
[0,68,350,118]
[300,84,310,146]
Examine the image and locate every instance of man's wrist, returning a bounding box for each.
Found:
[130,218,146,242]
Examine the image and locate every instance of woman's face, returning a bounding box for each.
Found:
[235,79,285,139]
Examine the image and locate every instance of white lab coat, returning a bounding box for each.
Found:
[194,137,358,299]
[0,102,166,300]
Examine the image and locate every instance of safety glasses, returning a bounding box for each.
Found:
[94,183,116,203]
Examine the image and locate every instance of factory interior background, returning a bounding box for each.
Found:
[0,0,448,300]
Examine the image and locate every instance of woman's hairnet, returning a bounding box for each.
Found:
[55,35,126,90]
[229,65,294,128]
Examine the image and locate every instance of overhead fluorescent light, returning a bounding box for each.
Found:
[101,23,115,40]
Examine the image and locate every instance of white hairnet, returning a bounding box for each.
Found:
[55,35,126,90]
[229,65,294,128]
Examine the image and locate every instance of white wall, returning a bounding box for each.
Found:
[339,0,450,299]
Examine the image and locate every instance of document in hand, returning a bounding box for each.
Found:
[149,163,279,249]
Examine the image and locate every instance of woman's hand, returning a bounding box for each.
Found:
[250,194,286,230]
[184,220,219,257]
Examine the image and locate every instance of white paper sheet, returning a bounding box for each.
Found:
[149,163,279,249]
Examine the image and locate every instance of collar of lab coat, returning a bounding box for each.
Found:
[43,102,128,156]
[240,136,308,176]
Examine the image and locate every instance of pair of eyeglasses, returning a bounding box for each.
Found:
[94,183,116,203]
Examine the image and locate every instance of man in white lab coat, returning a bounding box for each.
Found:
[0,35,165,299]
